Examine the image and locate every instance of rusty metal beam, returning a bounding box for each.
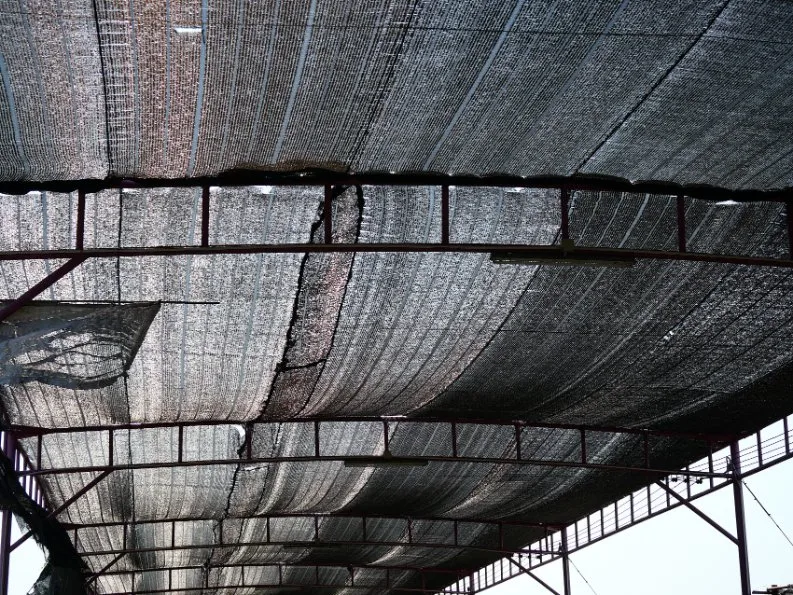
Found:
[9,415,736,443]
[98,585,468,595]
[78,538,554,559]
[18,438,728,481]
[0,257,87,323]
[0,172,790,202]
[0,244,789,269]
[85,553,125,586]
[96,561,472,580]
[62,511,557,532]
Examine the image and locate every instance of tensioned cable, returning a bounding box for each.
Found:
[569,558,599,595]
[742,480,793,550]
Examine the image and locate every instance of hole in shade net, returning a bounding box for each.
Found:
[715,200,740,206]
[253,186,274,194]
[174,26,202,35]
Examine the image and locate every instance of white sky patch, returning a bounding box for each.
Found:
[232,424,246,441]
[174,26,202,35]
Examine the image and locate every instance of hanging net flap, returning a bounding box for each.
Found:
[0,302,160,390]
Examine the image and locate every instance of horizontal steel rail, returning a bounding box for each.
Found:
[10,415,735,442]
[23,454,727,479]
[63,512,560,532]
[0,172,790,202]
[16,418,730,479]
[77,538,553,559]
[100,584,467,595]
[96,562,475,580]
[0,244,790,268]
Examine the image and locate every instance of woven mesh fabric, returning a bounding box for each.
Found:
[0,0,792,593]
[0,1,791,187]
[0,302,159,390]
[0,187,787,594]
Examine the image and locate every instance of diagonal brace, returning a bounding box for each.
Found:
[509,558,562,595]
[85,552,125,586]
[0,257,87,323]
[656,480,738,544]
[10,470,111,552]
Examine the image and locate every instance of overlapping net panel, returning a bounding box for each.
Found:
[0,186,790,595]
[1,2,792,188]
[0,303,159,390]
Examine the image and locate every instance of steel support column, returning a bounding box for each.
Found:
[560,529,572,595]
[0,436,16,595]
[731,442,751,595]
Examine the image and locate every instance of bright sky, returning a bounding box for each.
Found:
[485,458,793,595]
[6,459,793,595]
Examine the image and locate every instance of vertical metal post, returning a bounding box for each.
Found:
[561,528,572,595]
[76,189,86,251]
[676,194,687,253]
[731,442,751,595]
[560,188,570,242]
[324,185,333,244]
[201,186,210,247]
[441,185,450,245]
[0,434,16,595]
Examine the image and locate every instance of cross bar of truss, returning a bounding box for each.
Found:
[0,172,790,203]
[98,584,468,595]
[0,244,791,269]
[63,511,559,533]
[78,538,554,559]
[18,417,730,479]
[94,561,472,580]
[9,415,735,443]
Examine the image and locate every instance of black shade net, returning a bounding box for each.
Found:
[0,186,787,595]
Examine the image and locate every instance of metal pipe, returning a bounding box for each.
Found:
[18,451,729,479]
[676,194,686,253]
[77,538,553,558]
[560,188,570,241]
[324,184,333,244]
[9,416,736,443]
[441,185,450,244]
[97,584,470,595]
[1,172,788,202]
[0,436,16,595]
[0,243,788,268]
[561,529,572,595]
[201,185,210,247]
[731,442,752,595]
[76,189,86,251]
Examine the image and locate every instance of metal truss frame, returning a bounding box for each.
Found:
[0,175,792,331]
[442,414,793,595]
[0,174,791,595]
[13,417,732,479]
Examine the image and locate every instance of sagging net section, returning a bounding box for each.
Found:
[0,302,160,390]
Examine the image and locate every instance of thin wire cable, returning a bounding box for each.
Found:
[743,480,793,550]
[569,558,599,595]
